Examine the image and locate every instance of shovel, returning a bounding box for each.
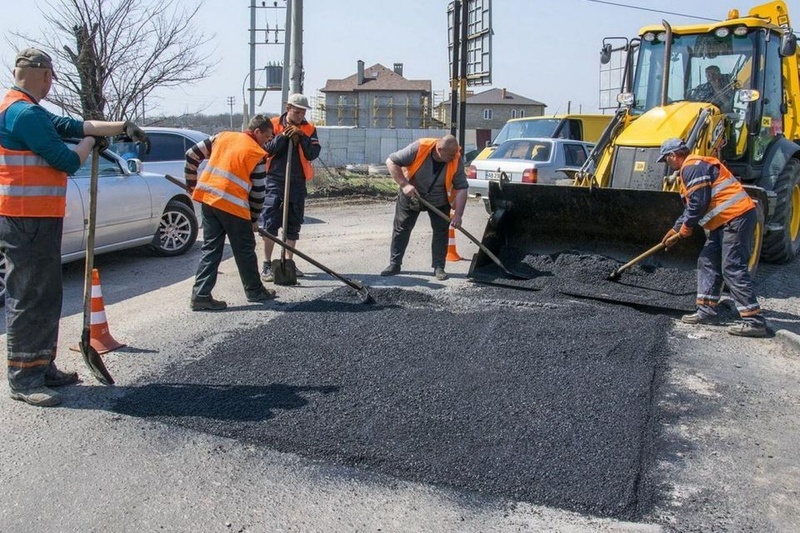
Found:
[607,242,667,281]
[272,138,298,286]
[257,228,375,304]
[414,195,533,280]
[79,146,115,385]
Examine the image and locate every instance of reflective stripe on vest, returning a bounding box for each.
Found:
[269,117,315,181]
[680,155,754,231]
[0,90,68,217]
[402,138,461,204]
[192,132,266,220]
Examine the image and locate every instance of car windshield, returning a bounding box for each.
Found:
[489,140,552,161]
[493,119,560,145]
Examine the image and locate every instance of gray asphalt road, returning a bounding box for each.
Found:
[1,198,798,532]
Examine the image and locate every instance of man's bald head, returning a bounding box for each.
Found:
[435,135,460,163]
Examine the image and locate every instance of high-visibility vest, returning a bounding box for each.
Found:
[680,155,754,231]
[192,132,266,220]
[0,91,69,217]
[402,138,461,204]
[270,117,315,181]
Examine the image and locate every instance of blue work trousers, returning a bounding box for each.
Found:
[0,216,63,391]
[696,208,765,325]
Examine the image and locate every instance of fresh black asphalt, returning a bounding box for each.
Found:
[115,284,671,520]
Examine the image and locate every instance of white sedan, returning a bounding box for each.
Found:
[466,137,594,202]
[0,142,199,299]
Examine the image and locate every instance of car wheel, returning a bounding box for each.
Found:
[149,200,198,256]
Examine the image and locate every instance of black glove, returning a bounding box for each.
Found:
[93,136,109,152]
[123,120,151,154]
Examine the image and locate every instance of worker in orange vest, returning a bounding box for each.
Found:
[185,115,277,310]
[380,135,469,281]
[259,94,321,282]
[0,48,149,407]
[659,137,767,337]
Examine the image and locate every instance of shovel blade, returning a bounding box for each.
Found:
[80,331,114,385]
[272,258,298,286]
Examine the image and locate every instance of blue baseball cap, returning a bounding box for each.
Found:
[657,138,687,162]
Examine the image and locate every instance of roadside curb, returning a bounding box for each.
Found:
[775,329,800,354]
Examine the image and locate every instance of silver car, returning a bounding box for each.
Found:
[0,142,199,299]
[467,137,594,203]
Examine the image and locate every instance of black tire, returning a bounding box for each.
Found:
[761,158,800,263]
[148,200,198,257]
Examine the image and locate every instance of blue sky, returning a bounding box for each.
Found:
[1,0,765,119]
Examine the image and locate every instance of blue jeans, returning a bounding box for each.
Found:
[0,216,63,391]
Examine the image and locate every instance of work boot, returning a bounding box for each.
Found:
[247,287,277,303]
[727,322,767,338]
[380,263,401,276]
[191,295,228,311]
[680,312,719,325]
[10,387,62,407]
[294,266,305,278]
[434,266,448,281]
[261,262,274,282]
[45,366,80,387]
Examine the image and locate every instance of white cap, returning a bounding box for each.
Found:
[287,93,311,110]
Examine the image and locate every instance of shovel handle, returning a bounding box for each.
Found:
[615,242,667,276]
[414,195,520,277]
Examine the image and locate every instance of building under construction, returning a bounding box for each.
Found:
[318,61,436,128]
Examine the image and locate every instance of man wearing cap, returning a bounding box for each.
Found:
[0,47,149,406]
[658,137,767,337]
[259,93,320,282]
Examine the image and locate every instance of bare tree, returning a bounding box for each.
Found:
[11,0,217,121]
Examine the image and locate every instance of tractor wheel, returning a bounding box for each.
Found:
[761,158,800,263]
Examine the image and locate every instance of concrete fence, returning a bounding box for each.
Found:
[314,127,449,168]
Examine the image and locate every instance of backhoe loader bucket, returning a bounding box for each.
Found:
[468,182,707,312]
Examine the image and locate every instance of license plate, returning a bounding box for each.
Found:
[486,171,502,181]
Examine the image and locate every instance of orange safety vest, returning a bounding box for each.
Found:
[269,117,315,181]
[0,91,69,217]
[402,138,461,203]
[192,131,266,220]
[680,155,754,231]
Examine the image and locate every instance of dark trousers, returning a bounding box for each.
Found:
[0,217,63,391]
[696,208,765,325]
[388,193,451,269]
[193,204,262,299]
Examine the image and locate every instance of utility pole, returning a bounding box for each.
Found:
[449,0,460,137]
[247,0,287,127]
[288,0,303,95]
[227,96,236,129]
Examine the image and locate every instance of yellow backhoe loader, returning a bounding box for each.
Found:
[470,1,800,310]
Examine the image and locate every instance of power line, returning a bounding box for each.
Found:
[582,0,720,22]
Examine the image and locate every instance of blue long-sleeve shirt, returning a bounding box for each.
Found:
[263,113,321,200]
[674,158,714,232]
[0,87,85,174]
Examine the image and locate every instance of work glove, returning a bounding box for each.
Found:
[123,120,151,154]
[283,125,298,139]
[661,228,681,249]
[92,136,109,152]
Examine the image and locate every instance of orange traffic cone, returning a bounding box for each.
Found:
[71,269,125,355]
[446,209,463,262]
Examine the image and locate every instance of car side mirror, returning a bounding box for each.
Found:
[600,43,613,65]
[780,30,797,57]
[126,158,143,174]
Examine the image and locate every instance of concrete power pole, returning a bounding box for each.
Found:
[288,0,303,96]
[227,96,236,129]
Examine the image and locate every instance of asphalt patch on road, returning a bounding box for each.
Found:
[114,286,669,519]
[471,249,696,312]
